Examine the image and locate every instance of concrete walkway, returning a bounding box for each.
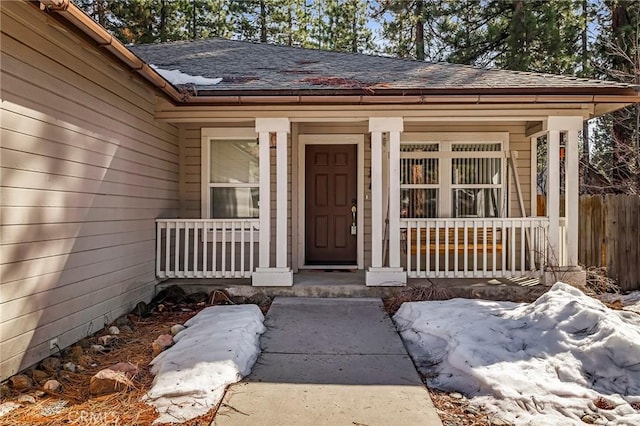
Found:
[215,297,442,426]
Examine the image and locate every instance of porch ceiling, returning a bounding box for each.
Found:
[156,101,594,123]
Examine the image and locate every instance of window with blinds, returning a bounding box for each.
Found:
[401,144,439,218]
[400,141,505,218]
[451,143,502,218]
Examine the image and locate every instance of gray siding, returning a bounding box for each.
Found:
[0,2,179,379]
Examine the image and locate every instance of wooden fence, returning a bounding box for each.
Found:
[579,194,640,291]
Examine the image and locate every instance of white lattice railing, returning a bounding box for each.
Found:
[156,219,259,279]
[401,217,551,278]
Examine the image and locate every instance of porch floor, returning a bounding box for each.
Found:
[157,271,546,302]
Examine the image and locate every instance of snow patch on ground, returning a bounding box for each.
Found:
[144,305,265,424]
[394,283,640,425]
[151,64,222,86]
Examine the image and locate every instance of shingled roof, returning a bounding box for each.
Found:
[130,38,638,96]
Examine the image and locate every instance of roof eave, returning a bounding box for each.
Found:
[194,86,640,98]
[180,91,640,109]
[37,1,640,112]
[38,0,184,103]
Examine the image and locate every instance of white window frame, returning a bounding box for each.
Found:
[201,128,259,219]
[400,132,509,218]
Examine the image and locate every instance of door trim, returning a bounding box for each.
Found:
[298,134,364,269]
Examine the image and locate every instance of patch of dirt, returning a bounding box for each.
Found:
[0,291,272,426]
[427,389,492,426]
[383,286,453,315]
[0,311,207,425]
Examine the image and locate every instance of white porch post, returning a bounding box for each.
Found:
[257,129,271,269]
[543,116,585,286]
[370,130,383,268]
[546,128,561,267]
[565,128,580,267]
[388,128,401,268]
[366,117,406,286]
[276,130,288,268]
[252,118,293,286]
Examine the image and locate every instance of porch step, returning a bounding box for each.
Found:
[157,274,547,303]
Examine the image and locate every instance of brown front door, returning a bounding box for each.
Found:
[305,144,357,264]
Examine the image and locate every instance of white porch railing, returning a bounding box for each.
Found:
[401,218,551,278]
[156,219,259,279]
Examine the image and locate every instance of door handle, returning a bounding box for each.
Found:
[350,199,357,235]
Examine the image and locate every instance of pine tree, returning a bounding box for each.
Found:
[305,0,373,53]
[436,0,582,74]
[591,0,640,193]
[268,0,312,47]
[375,0,443,61]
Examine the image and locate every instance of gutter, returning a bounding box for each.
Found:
[181,93,640,106]
[38,0,640,109]
[38,0,183,103]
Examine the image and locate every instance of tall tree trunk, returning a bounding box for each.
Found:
[351,0,358,53]
[415,0,425,60]
[581,0,590,183]
[287,6,293,46]
[610,1,632,185]
[192,0,197,40]
[260,0,267,42]
[160,0,166,42]
[96,0,105,27]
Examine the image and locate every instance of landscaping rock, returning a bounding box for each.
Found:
[581,414,597,424]
[109,362,138,377]
[9,374,32,390]
[41,357,61,373]
[230,295,248,304]
[40,400,67,416]
[170,324,186,336]
[43,379,62,392]
[91,344,107,353]
[63,362,77,373]
[0,384,11,398]
[17,394,36,404]
[132,301,151,318]
[184,292,208,304]
[114,315,133,328]
[89,368,134,395]
[77,338,92,348]
[97,335,117,346]
[153,285,186,305]
[108,326,120,335]
[464,405,481,415]
[449,392,464,400]
[0,402,20,418]
[490,416,512,426]
[69,345,84,362]
[31,369,49,384]
[248,292,271,306]
[77,355,93,367]
[152,334,174,356]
